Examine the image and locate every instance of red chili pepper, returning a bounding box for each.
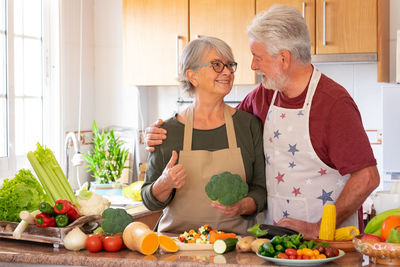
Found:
[34,213,56,228]
[53,199,81,222]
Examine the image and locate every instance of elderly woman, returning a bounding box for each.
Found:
[141,37,266,235]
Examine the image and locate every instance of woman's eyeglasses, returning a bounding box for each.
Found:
[194,60,238,73]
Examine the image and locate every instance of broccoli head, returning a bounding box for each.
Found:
[101,207,134,235]
[205,171,248,206]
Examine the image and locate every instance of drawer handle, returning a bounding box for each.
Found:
[176,35,181,77]
[323,1,327,46]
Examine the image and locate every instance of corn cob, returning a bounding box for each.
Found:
[334,226,360,241]
[319,204,336,240]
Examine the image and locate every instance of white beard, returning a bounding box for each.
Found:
[257,69,289,92]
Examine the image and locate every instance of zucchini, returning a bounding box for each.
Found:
[213,238,238,254]
[247,224,299,239]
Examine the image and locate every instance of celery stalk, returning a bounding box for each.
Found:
[28,143,78,205]
[27,151,56,205]
[50,153,78,205]
[41,163,65,201]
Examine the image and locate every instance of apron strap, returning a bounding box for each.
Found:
[183,104,238,151]
[224,105,238,148]
[303,67,321,109]
[183,106,194,151]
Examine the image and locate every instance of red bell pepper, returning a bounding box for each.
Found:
[53,199,81,222]
[34,213,56,228]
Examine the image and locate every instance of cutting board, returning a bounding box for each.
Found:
[0,215,102,245]
[174,239,213,251]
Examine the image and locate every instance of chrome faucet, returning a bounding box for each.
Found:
[65,132,86,188]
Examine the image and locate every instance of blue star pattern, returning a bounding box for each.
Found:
[297,110,304,116]
[274,130,281,139]
[288,144,299,156]
[289,161,296,168]
[283,210,290,218]
[267,110,273,121]
[265,154,270,165]
[317,189,334,205]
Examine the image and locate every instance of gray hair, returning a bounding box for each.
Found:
[247,4,311,64]
[178,36,235,96]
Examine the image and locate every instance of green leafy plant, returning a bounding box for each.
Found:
[83,121,130,184]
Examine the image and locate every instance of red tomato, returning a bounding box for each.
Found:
[95,232,105,241]
[296,255,302,259]
[277,253,289,259]
[285,248,297,257]
[103,235,123,252]
[302,255,311,259]
[288,255,296,259]
[381,215,400,240]
[85,235,103,252]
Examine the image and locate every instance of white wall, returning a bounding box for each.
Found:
[93,0,140,130]
[60,0,95,136]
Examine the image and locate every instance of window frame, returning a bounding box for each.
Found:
[0,0,60,179]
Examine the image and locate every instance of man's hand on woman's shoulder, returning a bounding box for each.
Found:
[144,119,167,152]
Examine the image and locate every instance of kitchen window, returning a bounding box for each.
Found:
[0,0,59,180]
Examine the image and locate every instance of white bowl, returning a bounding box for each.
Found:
[372,191,400,215]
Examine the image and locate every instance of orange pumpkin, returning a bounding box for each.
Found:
[159,235,179,252]
[122,222,159,255]
[381,215,400,241]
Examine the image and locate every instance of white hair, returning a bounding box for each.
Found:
[247,4,311,64]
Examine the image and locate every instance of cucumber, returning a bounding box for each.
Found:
[213,238,238,254]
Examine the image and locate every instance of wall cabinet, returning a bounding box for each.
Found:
[124,0,389,86]
[123,0,255,86]
[123,0,189,86]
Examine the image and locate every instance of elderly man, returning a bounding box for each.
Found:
[145,5,379,239]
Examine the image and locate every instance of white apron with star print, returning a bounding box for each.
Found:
[263,67,358,227]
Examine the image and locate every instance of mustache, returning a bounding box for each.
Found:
[255,70,265,76]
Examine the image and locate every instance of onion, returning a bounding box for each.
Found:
[63,227,88,251]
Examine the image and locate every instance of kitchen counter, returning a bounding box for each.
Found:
[0,206,379,266]
[0,238,376,267]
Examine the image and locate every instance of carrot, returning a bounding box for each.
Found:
[209,231,236,244]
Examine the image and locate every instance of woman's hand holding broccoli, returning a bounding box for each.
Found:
[152,151,187,202]
[211,197,256,218]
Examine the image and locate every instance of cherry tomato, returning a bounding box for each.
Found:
[381,215,400,240]
[285,248,297,257]
[85,235,103,252]
[288,255,296,259]
[277,253,289,259]
[103,235,123,252]
[302,255,311,259]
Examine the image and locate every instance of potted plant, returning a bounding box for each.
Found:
[83,121,130,185]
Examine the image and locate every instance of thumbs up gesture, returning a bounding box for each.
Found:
[161,151,187,189]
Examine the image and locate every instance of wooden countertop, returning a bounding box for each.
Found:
[0,238,371,267]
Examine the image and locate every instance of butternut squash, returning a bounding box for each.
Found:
[122,222,159,255]
[159,235,179,253]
